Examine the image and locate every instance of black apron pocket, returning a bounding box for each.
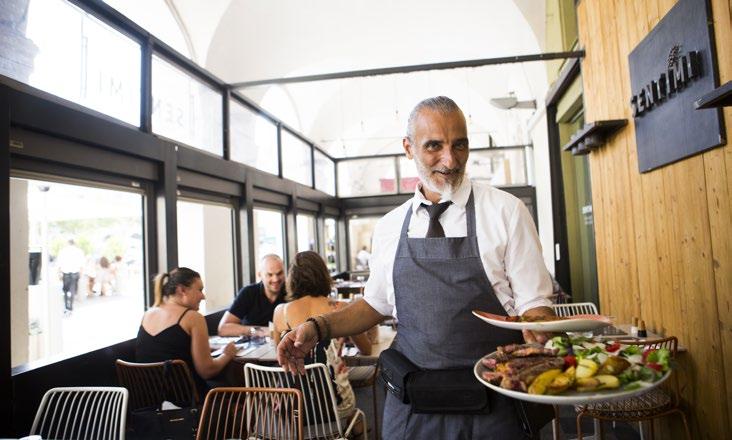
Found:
[407,368,490,415]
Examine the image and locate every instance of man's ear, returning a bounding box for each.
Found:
[403,137,414,160]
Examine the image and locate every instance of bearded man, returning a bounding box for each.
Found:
[277,96,555,439]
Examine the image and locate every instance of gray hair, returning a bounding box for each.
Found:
[406,96,464,140]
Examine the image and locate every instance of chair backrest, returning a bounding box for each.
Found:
[245,363,344,439]
[115,359,199,411]
[549,302,598,317]
[31,386,128,440]
[196,387,303,440]
[616,336,679,358]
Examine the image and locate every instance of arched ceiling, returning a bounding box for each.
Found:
[112,0,552,157]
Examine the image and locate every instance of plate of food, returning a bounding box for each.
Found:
[472,310,613,332]
[473,337,672,405]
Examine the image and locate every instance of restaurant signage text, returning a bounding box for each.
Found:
[628,0,724,173]
[630,50,701,117]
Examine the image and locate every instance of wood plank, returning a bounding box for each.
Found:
[707,0,732,430]
[577,0,730,436]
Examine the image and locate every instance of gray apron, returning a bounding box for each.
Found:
[382,188,529,439]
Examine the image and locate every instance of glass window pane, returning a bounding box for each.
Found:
[314,150,335,195]
[102,0,192,59]
[324,218,338,274]
[467,149,527,186]
[253,208,285,265]
[296,214,316,252]
[152,55,223,156]
[337,158,396,197]
[177,200,235,314]
[281,131,312,186]
[230,100,279,175]
[348,217,379,270]
[398,157,420,193]
[10,176,145,368]
[2,0,141,126]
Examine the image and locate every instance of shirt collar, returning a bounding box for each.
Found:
[410,176,471,213]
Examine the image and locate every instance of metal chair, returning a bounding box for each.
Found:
[576,336,691,440]
[196,387,303,440]
[115,359,200,411]
[245,363,368,440]
[550,302,598,317]
[348,365,379,439]
[31,386,128,440]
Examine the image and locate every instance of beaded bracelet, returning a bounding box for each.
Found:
[318,314,332,340]
[306,317,323,341]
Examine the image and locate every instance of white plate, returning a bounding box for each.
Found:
[472,310,613,332]
[473,352,671,405]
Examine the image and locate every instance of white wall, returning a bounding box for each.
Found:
[528,107,556,275]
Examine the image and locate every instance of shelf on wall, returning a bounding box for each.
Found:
[695,81,732,109]
[562,119,628,156]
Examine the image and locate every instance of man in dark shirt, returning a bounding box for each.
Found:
[218,254,286,336]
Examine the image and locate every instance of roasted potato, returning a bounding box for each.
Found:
[595,374,621,389]
[575,377,601,392]
[547,366,576,395]
[528,368,562,395]
[576,358,599,379]
[598,356,631,375]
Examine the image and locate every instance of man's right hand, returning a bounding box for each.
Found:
[276,321,318,375]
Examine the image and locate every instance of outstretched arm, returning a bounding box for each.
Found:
[217,311,262,337]
[277,299,384,374]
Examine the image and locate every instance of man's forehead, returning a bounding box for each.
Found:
[261,258,283,273]
[413,109,467,138]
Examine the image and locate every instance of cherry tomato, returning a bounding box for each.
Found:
[564,355,577,368]
[606,342,621,353]
[646,362,663,372]
[643,349,655,362]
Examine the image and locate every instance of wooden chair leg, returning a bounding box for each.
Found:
[671,409,692,440]
[551,405,561,440]
[576,412,585,440]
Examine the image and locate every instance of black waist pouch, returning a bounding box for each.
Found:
[379,348,490,414]
[407,368,490,414]
[379,348,420,403]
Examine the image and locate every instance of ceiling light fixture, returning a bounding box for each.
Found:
[489,92,536,110]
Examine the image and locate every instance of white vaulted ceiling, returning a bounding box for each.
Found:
[106,0,550,157]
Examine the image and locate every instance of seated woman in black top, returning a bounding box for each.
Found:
[136,267,236,395]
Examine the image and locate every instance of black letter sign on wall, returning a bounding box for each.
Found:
[628,0,725,173]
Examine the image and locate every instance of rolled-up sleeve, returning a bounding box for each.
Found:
[504,201,553,315]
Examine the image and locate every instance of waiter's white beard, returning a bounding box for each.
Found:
[414,156,464,199]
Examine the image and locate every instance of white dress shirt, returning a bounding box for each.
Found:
[363,177,552,318]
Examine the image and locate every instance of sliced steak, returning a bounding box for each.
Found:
[511,346,559,357]
[500,375,527,392]
[517,357,565,385]
[481,371,505,385]
[481,357,498,370]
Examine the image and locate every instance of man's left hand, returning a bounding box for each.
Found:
[520,306,556,344]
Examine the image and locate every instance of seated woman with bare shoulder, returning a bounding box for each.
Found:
[136,267,236,396]
[273,251,372,423]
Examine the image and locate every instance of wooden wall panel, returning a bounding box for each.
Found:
[577,0,732,437]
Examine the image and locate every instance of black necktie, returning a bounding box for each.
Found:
[421,201,452,238]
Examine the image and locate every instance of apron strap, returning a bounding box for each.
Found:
[399,205,414,238]
[465,189,477,237]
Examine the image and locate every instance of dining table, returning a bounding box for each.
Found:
[212,325,396,386]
